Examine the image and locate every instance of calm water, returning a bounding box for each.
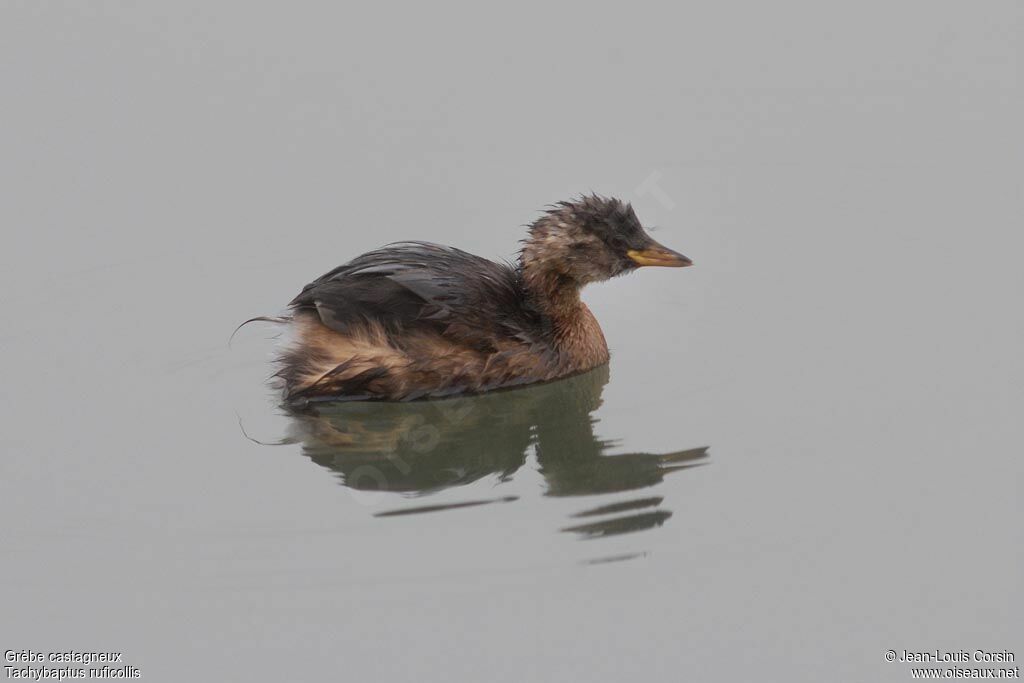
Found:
[268,365,707,543]
[2,3,1022,681]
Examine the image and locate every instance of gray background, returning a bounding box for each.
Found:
[1,1,1021,681]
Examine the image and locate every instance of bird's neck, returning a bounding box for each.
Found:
[520,262,610,370]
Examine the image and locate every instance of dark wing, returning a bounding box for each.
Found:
[289,242,544,352]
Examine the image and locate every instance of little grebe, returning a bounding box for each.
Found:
[276,195,691,403]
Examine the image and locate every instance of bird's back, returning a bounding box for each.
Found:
[279,242,562,403]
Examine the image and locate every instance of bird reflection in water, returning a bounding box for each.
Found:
[281,365,707,539]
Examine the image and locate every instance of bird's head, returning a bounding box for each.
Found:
[520,195,692,286]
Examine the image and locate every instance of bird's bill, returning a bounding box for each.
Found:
[627,240,693,267]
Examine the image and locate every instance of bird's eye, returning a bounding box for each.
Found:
[609,235,628,251]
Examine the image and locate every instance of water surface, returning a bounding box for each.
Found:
[273,365,708,544]
[2,3,1021,681]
